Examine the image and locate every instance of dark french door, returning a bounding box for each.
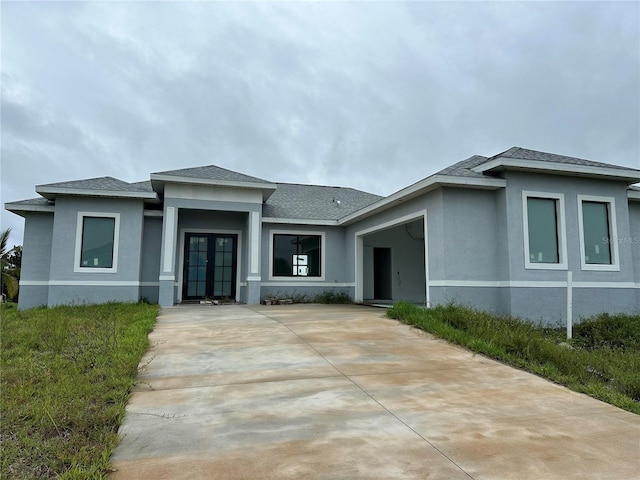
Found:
[183,233,237,300]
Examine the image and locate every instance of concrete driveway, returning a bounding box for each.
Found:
[110,304,639,480]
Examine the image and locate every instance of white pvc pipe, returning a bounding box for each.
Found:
[566,271,573,340]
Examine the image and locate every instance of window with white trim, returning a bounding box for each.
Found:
[74,212,120,273]
[271,232,323,278]
[578,195,619,271]
[522,191,567,270]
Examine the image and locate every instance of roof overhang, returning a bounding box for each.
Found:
[339,175,506,225]
[262,217,339,226]
[150,174,277,201]
[628,188,640,202]
[5,202,55,217]
[35,186,158,201]
[472,158,640,183]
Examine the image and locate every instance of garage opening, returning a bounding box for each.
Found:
[357,213,428,305]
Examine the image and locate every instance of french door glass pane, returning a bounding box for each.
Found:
[187,236,209,298]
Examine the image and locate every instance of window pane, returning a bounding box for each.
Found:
[273,234,321,276]
[273,235,296,276]
[81,217,115,268]
[527,198,559,263]
[582,201,611,264]
[299,236,320,276]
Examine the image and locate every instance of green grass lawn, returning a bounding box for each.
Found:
[387,302,640,415]
[1,302,158,479]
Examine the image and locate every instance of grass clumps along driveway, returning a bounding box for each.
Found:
[1,302,158,479]
[387,302,640,415]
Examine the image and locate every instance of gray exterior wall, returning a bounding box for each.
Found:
[345,175,638,323]
[500,172,637,322]
[18,212,54,309]
[139,215,162,304]
[629,201,640,311]
[47,285,139,306]
[441,188,503,282]
[11,169,640,319]
[46,196,145,306]
[502,172,635,284]
[429,286,502,315]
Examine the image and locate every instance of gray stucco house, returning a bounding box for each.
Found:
[6,147,640,323]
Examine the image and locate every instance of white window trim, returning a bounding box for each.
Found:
[522,191,568,270]
[577,194,620,272]
[269,229,325,281]
[74,212,120,273]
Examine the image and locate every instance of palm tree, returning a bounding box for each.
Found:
[1,228,19,301]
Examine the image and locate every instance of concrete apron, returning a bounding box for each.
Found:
[110,304,640,480]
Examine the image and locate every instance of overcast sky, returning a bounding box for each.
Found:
[2,1,639,247]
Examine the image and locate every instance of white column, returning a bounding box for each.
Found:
[159,206,178,306]
[246,211,262,304]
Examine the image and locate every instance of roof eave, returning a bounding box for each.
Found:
[35,186,158,201]
[5,202,55,216]
[628,189,640,201]
[262,217,340,226]
[150,173,278,201]
[472,158,640,183]
[338,175,506,226]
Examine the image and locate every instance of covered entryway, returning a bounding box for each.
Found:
[182,233,238,300]
[355,211,428,305]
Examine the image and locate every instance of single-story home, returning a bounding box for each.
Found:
[6,147,640,323]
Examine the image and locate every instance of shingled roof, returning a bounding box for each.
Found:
[263,183,383,221]
[8,147,637,222]
[491,147,638,171]
[433,155,489,178]
[434,147,639,180]
[37,176,150,192]
[151,164,273,185]
[35,176,157,200]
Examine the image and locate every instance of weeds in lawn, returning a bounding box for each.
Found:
[387,302,640,414]
[1,302,158,479]
[261,289,353,304]
[312,290,352,304]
